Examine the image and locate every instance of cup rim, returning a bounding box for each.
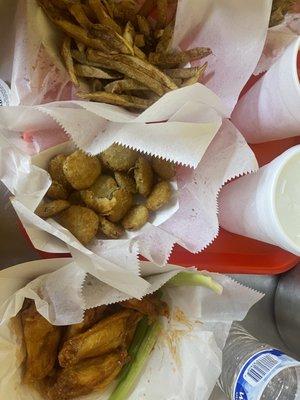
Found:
[270,145,300,255]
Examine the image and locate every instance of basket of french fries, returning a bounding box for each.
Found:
[0,257,263,400]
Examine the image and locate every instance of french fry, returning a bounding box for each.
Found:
[91,79,103,92]
[77,91,154,110]
[69,3,93,29]
[101,0,114,18]
[104,79,148,94]
[75,64,123,80]
[157,0,168,28]
[112,53,177,90]
[51,0,80,10]
[181,62,207,86]
[149,47,212,67]
[138,0,155,17]
[137,15,151,36]
[134,45,147,60]
[88,0,122,34]
[156,22,174,53]
[165,63,207,79]
[90,26,134,55]
[111,0,137,22]
[75,40,86,53]
[61,36,78,85]
[134,33,145,48]
[123,21,135,48]
[87,49,166,95]
[54,19,116,53]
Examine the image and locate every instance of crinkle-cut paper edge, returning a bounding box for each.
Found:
[222,275,265,299]
[187,166,259,255]
[37,105,197,168]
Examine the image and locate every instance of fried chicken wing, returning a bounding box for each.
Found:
[121,294,169,320]
[21,302,62,383]
[59,309,133,367]
[48,351,127,400]
[63,305,107,341]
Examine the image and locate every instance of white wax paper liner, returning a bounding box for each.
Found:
[0,258,264,400]
[254,13,300,75]
[8,0,272,116]
[0,84,226,168]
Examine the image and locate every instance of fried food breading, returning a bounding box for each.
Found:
[58,309,133,367]
[121,294,169,319]
[90,174,118,198]
[36,200,70,218]
[48,154,71,189]
[107,188,133,222]
[48,351,127,400]
[146,181,172,211]
[21,302,62,383]
[80,190,117,214]
[98,216,124,239]
[78,91,153,110]
[152,157,176,180]
[101,144,138,171]
[134,156,154,197]
[122,204,149,230]
[68,191,85,205]
[59,205,99,244]
[114,172,137,194]
[47,180,69,200]
[149,47,212,67]
[63,306,107,341]
[63,150,101,190]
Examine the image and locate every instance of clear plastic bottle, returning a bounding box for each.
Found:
[219,322,300,400]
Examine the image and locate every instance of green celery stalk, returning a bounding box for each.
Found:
[118,316,149,381]
[109,320,162,400]
[167,272,223,295]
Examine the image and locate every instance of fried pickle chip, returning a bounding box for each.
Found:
[152,157,176,180]
[59,205,99,244]
[99,216,124,238]
[63,150,101,190]
[59,309,133,367]
[107,188,133,222]
[122,204,149,230]
[100,143,138,171]
[114,171,137,193]
[90,174,118,198]
[36,200,70,218]
[48,351,127,400]
[21,302,62,383]
[134,156,154,197]
[47,180,69,200]
[80,190,117,214]
[48,154,71,189]
[146,180,172,211]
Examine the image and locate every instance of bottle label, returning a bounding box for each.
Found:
[233,348,300,400]
[0,79,10,106]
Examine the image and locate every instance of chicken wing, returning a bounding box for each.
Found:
[63,305,107,341]
[59,309,133,367]
[121,294,169,320]
[48,351,127,400]
[21,302,62,382]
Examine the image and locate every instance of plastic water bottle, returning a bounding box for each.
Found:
[219,322,300,400]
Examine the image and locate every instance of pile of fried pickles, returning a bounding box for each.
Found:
[36,144,176,244]
[37,0,211,111]
[21,294,168,399]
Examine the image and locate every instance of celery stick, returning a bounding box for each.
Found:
[167,272,223,294]
[109,320,162,400]
[118,316,149,381]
